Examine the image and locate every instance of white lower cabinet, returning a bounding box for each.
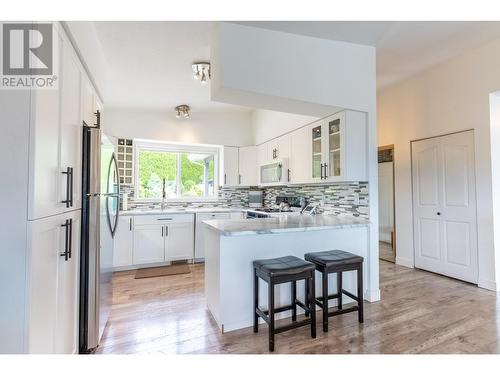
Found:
[133,224,165,265]
[165,222,194,261]
[113,216,134,267]
[114,213,195,268]
[28,210,80,354]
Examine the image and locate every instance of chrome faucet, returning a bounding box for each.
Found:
[161,178,166,210]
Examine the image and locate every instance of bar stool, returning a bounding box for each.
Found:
[304,250,364,332]
[253,255,316,352]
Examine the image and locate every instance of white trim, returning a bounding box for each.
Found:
[395,256,414,268]
[364,288,381,302]
[478,278,498,292]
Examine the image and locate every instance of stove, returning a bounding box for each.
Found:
[254,207,293,213]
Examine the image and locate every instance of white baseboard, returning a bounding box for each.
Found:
[364,288,381,302]
[395,256,414,268]
[478,278,498,292]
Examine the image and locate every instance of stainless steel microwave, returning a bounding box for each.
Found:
[260,159,289,186]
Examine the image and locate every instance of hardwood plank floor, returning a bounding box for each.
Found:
[95,261,500,354]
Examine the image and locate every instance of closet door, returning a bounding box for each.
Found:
[412,131,478,283]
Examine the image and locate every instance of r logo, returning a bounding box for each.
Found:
[2,23,53,75]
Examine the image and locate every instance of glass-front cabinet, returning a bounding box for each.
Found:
[311,125,322,179]
[310,113,344,181]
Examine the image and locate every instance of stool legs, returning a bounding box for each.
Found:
[304,279,309,317]
[291,281,297,322]
[309,274,316,338]
[337,272,343,310]
[322,270,328,332]
[357,264,364,323]
[268,281,275,352]
[253,270,259,333]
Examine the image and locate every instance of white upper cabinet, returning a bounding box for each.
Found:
[308,110,367,183]
[289,127,310,184]
[238,146,258,186]
[222,146,239,187]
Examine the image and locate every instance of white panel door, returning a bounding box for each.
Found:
[165,222,194,261]
[133,225,165,264]
[412,131,478,283]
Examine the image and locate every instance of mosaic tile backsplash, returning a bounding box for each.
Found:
[121,182,369,219]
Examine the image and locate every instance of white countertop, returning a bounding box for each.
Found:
[120,207,247,215]
[203,214,370,236]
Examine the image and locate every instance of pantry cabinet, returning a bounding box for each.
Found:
[28,28,84,220]
[27,211,80,354]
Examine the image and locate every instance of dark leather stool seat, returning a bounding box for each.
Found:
[305,250,363,267]
[304,250,364,332]
[254,255,315,277]
[253,256,316,352]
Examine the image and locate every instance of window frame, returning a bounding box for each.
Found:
[133,139,221,202]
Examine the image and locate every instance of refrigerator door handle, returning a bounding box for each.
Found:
[106,153,120,238]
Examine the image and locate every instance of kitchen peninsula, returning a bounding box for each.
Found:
[203,215,370,333]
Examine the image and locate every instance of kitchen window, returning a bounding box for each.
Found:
[134,140,219,200]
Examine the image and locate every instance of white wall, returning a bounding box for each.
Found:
[378,38,500,291]
[211,23,379,302]
[104,108,253,147]
[252,109,318,145]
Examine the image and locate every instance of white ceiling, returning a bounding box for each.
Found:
[88,21,500,111]
[238,21,500,90]
[91,21,250,111]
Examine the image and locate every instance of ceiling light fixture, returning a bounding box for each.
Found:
[175,104,190,119]
[192,62,211,84]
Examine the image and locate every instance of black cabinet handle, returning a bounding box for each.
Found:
[288,169,291,182]
[68,218,72,259]
[129,218,132,231]
[161,226,164,237]
[224,174,227,185]
[60,219,71,261]
[324,163,328,179]
[239,174,242,185]
[165,226,169,236]
[437,212,441,216]
[157,218,173,221]
[61,167,73,207]
[320,163,324,180]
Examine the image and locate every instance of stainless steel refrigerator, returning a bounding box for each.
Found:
[80,119,119,353]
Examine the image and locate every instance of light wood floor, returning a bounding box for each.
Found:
[379,241,395,263]
[96,261,500,354]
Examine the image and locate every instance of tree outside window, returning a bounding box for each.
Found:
[136,144,217,199]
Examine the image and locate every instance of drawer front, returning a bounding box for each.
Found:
[134,213,194,225]
[196,212,231,221]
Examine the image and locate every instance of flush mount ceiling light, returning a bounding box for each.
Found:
[175,104,191,119]
[192,62,211,84]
